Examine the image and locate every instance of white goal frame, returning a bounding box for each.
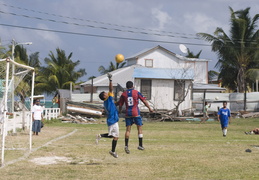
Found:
[0,58,35,167]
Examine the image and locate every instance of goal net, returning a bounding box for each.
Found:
[0,58,35,167]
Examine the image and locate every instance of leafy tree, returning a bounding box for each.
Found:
[88,76,96,80]
[98,61,126,75]
[35,48,86,94]
[186,49,202,58]
[0,44,7,58]
[197,7,259,92]
[8,45,41,102]
[208,70,219,83]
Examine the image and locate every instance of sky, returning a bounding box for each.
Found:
[0,0,258,82]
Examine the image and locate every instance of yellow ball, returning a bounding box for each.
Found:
[115,54,124,63]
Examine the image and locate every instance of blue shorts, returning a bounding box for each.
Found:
[220,120,229,129]
[125,116,143,126]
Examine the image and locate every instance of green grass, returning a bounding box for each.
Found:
[1,118,259,179]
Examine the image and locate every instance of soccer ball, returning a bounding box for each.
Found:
[115,54,124,63]
[215,97,219,100]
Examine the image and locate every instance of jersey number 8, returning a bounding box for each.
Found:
[127,97,134,106]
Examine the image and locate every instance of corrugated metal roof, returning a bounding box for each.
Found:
[133,67,194,80]
[193,83,226,92]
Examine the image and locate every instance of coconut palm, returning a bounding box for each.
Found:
[8,45,41,102]
[197,7,259,92]
[35,48,86,94]
[208,70,220,83]
[98,61,126,75]
[186,49,202,58]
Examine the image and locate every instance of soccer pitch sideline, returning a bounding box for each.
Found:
[0,118,259,180]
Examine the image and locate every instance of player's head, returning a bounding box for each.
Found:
[99,91,108,101]
[205,102,208,105]
[223,101,227,108]
[126,81,133,89]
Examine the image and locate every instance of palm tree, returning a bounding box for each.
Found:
[208,70,219,83]
[35,48,86,94]
[197,7,259,92]
[98,61,126,75]
[8,45,41,102]
[186,49,202,58]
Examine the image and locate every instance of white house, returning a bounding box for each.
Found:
[80,45,219,112]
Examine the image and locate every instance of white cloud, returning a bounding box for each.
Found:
[35,24,62,46]
[183,12,225,33]
[151,8,172,30]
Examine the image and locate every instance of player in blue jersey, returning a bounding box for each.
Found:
[217,101,231,137]
[97,73,119,158]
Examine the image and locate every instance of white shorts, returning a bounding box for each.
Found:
[108,122,119,138]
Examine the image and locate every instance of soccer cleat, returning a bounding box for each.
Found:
[245,132,249,135]
[95,134,101,145]
[109,151,118,158]
[138,146,145,150]
[124,146,130,154]
[223,135,226,137]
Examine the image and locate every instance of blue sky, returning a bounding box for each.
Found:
[0,0,258,82]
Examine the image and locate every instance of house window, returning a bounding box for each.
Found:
[145,59,153,68]
[174,80,185,101]
[141,79,152,100]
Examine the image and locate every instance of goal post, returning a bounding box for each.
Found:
[0,58,35,167]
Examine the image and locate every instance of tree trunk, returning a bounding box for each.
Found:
[237,67,245,92]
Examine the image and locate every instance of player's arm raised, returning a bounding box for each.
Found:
[107,73,113,93]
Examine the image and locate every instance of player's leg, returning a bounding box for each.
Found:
[135,117,144,150]
[222,127,227,137]
[220,120,227,137]
[96,126,115,145]
[109,136,119,158]
[100,133,113,138]
[137,125,144,150]
[124,125,131,154]
[124,117,133,153]
[109,123,119,158]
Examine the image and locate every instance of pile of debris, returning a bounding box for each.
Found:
[66,101,103,117]
[143,109,218,122]
[59,114,97,124]
[241,112,259,118]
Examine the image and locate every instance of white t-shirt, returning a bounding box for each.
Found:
[32,105,43,120]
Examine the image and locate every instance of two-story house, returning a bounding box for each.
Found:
[80,45,218,112]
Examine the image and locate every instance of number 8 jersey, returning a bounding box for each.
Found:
[118,89,146,117]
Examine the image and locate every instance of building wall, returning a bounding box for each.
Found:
[134,79,192,111]
[193,61,208,83]
[136,49,183,68]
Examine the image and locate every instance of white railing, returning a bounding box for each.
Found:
[0,108,60,135]
[44,108,61,120]
[1,111,31,134]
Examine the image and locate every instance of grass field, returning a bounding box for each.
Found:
[1,117,259,180]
